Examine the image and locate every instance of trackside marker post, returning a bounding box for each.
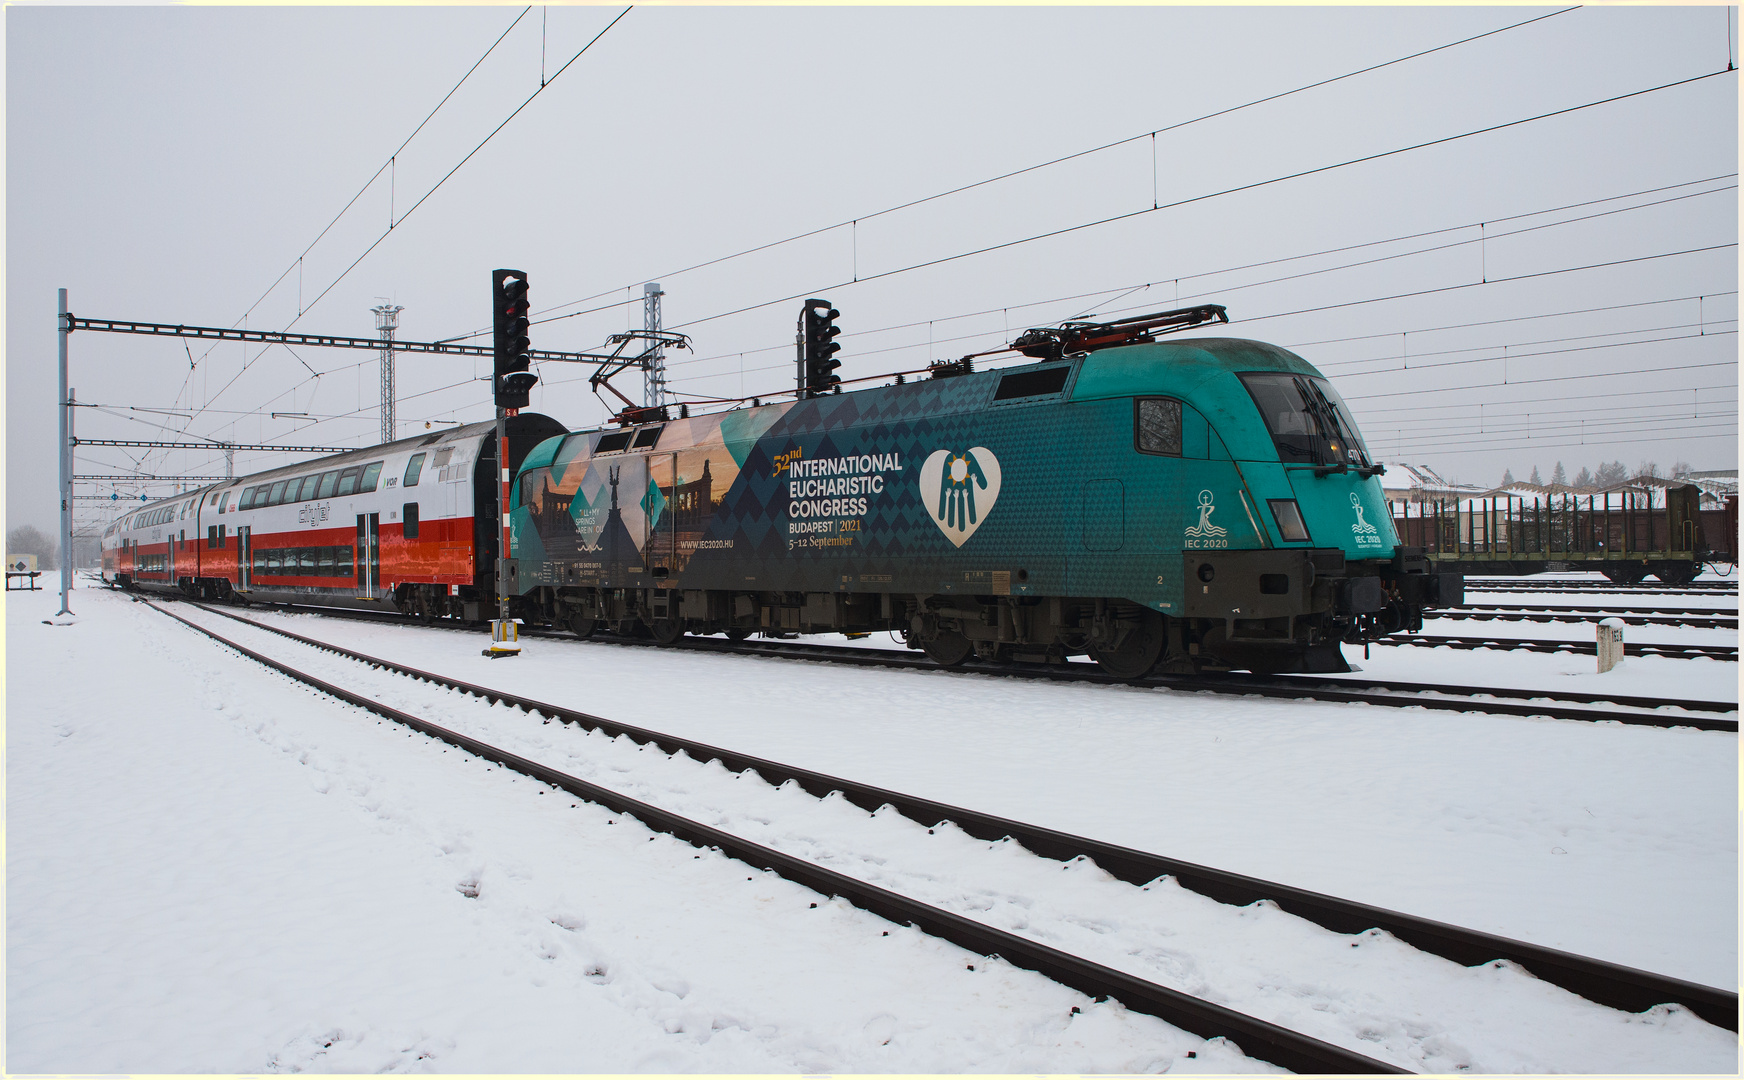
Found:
[1597,617,1625,673]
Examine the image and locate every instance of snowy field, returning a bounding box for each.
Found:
[7,582,1737,1073]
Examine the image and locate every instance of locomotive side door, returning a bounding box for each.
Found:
[238,526,251,591]
[356,513,380,597]
[648,452,677,578]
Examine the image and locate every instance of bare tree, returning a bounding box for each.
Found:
[6,525,58,570]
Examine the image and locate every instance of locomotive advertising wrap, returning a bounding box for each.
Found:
[510,338,1405,618]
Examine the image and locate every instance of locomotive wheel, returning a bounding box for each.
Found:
[648,617,685,646]
[568,612,597,639]
[921,630,973,668]
[725,628,751,641]
[1086,610,1165,680]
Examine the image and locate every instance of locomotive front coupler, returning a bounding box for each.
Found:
[1379,546,1463,615]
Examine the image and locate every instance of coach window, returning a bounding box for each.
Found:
[300,549,318,574]
[337,544,354,577]
[403,453,427,488]
[359,462,384,492]
[268,480,289,505]
[317,547,336,576]
[336,467,362,496]
[403,503,420,539]
[1135,398,1183,456]
[316,471,339,499]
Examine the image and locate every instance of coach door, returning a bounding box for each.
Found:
[356,513,381,598]
[237,526,251,590]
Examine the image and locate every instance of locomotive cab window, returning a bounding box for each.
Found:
[403,453,426,488]
[1239,372,1371,467]
[1135,398,1183,456]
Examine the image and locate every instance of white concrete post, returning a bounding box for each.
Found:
[1596,617,1625,673]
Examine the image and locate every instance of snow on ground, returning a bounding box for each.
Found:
[9,587,1250,1074]
[159,602,1744,1071]
[1326,640,1739,705]
[8,583,1738,1072]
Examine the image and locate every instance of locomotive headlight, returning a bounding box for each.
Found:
[1267,499,1311,543]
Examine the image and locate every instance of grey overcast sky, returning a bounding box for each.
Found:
[7,5,1738,535]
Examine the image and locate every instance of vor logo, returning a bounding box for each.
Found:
[919,447,1002,547]
[1350,492,1384,546]
[1184,490,1227,538]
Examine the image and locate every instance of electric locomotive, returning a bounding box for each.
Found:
[101,412,565,614]
[507,305,1460,675]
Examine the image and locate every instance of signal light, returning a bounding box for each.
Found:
[493,269,536,410]
[801,299,842,397]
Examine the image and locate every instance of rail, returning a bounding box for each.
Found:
[161,599,1738,1033]
[146,599,1406,1074]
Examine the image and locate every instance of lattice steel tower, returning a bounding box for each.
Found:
[643,282,666,408]
[372,302,404,443]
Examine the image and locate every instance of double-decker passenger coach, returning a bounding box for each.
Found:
[101,413,564,617]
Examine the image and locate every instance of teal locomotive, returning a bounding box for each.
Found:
[507,305,1460,676]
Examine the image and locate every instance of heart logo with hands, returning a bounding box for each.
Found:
[918,447,1002,547]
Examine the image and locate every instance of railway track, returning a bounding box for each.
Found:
[1438,606,1737,631]
[1387,634,1737,662]
[186,598,1739,731]
[148,599,1398,1073]
[152,599,1739,1052]
[1461,579,1738,596]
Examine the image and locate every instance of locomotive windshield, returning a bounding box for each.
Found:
[1239,372,1371,467]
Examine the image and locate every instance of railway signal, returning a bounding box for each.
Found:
[493,269,536,410]
[800,299,841,397]
[488,268,532,658]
